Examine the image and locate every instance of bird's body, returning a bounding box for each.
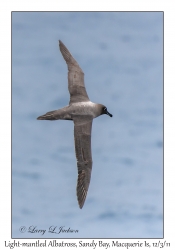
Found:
[37,40,112,208]
[38,101,104,120]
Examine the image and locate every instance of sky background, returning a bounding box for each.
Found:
[12,12,163,238]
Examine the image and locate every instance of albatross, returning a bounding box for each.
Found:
[37,40,113,208]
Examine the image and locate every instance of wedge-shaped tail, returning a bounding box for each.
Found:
[37,107,73,121]
[37,110,59,120]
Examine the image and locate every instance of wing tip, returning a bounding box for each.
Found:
[76,171,88,209]
[78,202,84,209]
[77,197,86,209]
[58,40,84,74]
[58,40,63,49]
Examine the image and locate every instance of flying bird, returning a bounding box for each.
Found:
[37,40,113,208]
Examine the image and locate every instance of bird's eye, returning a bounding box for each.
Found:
[103,107,107,111]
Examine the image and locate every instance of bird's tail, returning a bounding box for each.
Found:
[37,107,72,121]
[37,110,59,120]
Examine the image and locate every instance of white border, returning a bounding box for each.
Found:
[1,0,174,248]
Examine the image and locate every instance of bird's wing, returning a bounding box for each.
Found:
[73,115,93,208]
[59,40,90,104]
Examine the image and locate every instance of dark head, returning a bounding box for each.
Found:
[102,106,113,117]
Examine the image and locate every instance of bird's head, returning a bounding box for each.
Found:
[98,104,112,117]
[101,105,113,117]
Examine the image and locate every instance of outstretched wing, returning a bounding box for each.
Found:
[73,115,93,209]
[59,40,90,104]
